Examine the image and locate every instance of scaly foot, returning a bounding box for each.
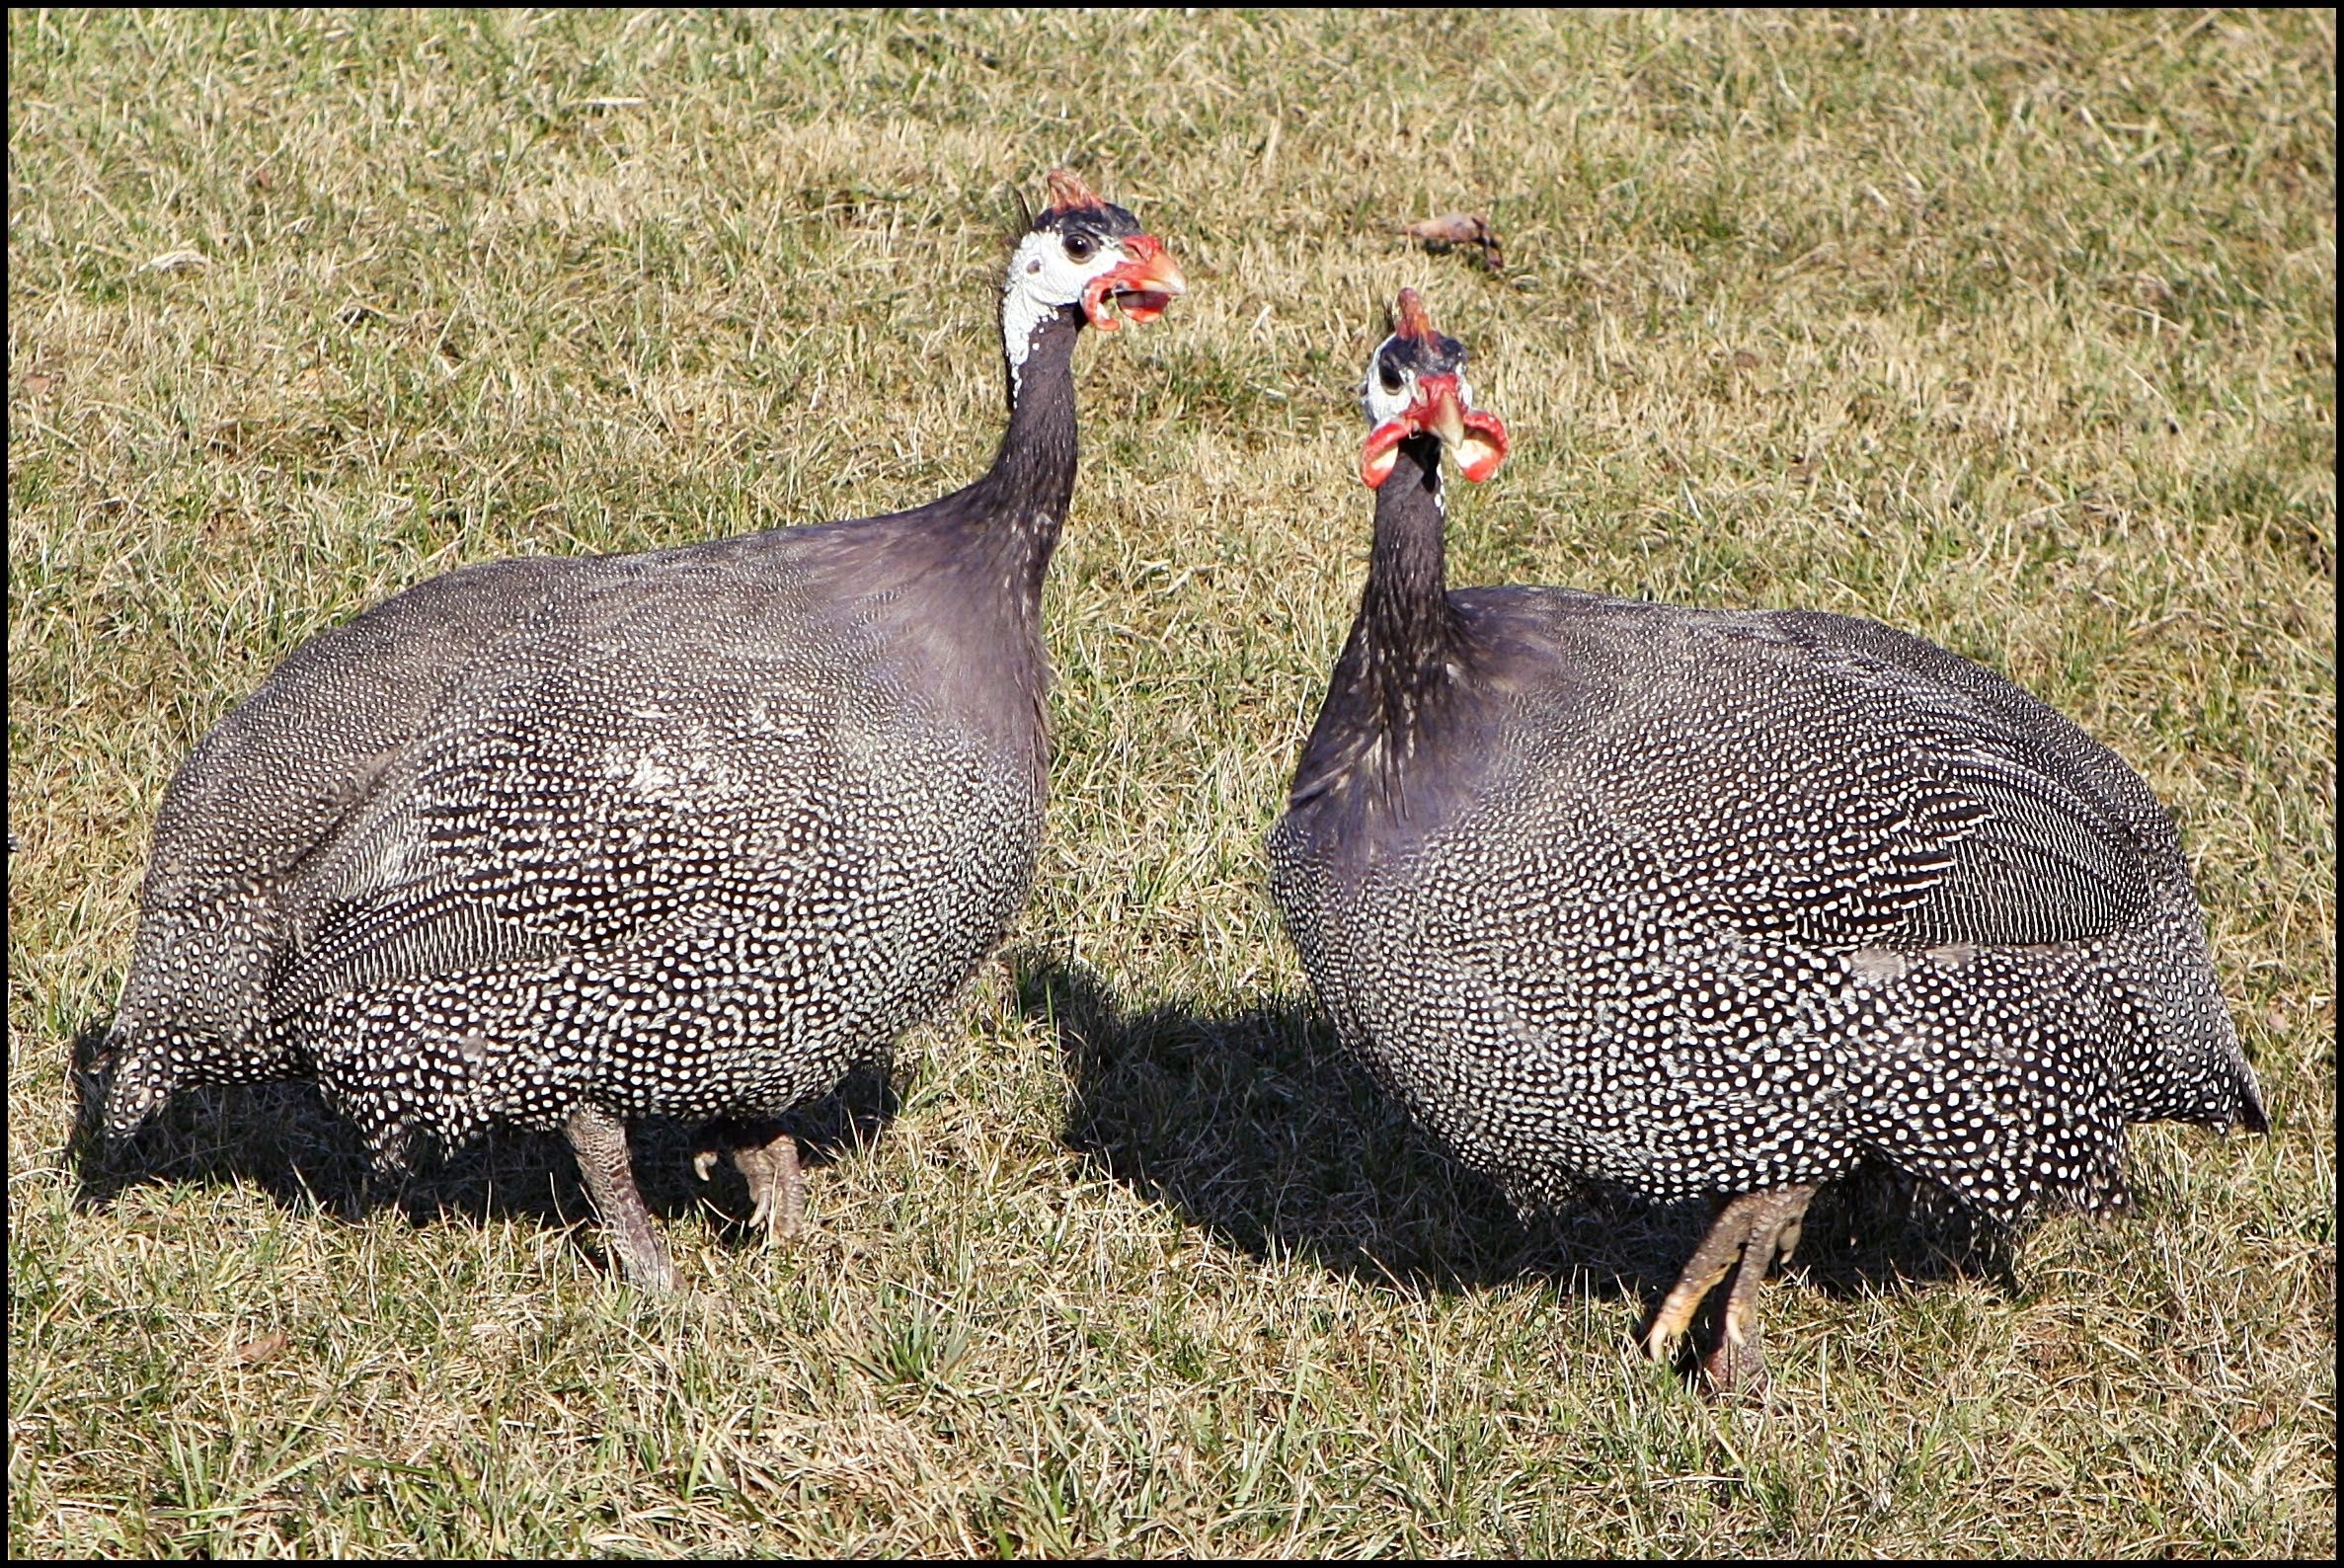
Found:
[565,1102,676,1291]
[1641,1184,1817,1396]
[692,1120,806,1246]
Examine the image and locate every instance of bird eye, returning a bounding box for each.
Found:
[1062,233,1096,263]
[1378,363,1404,394]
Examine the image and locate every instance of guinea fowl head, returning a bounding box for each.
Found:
[1360,288,1509,489]
[999,170,1185,385]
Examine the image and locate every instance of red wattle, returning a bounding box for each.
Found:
[1361,421,1408,488]
[1457,410,1510,482]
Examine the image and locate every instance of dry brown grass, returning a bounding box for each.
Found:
[9,9,2333,1556]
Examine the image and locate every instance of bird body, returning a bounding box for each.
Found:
[116,523,1042,1168]
[101,171,1185,1285]
[1270,290,2264,1386]
[1277,586,2259,1216]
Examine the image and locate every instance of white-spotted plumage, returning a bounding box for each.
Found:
[1271,294,2266,1385]
[100,172,1184,1287]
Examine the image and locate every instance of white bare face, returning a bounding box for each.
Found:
[1362,335,1475,429]
[999,227,1140,389]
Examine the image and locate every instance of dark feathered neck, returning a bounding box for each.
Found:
[939,302,1084,597]
[1285,437,1485,836]
[1342,435,1470,732]
[759,299,1083,610]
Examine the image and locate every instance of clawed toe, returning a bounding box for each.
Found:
[1642,1185,1815,1397]
[735,1136,806,1245]
[1699,1322,1768,1398]
[692,1122,807,1246]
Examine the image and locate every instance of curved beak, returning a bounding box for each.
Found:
[1083,234,1187,332]
[1418,374,1467,447]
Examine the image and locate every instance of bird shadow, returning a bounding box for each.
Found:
[62,1017,900,1262]
[63,960,2009,1317]
[1023,953,2010,1326]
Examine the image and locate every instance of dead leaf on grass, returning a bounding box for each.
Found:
[1399,212,1504,272]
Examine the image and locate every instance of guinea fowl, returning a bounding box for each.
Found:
[100,169,1185,1289]
[1268,289,2267,1390]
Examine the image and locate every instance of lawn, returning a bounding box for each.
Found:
[7,9,2333,1556]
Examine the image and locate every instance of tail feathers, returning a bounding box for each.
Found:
[100,1016,313,1145]
[101,989,308,1144]
[2232,1066,2271,1137]
[98,1026,183,1145]
[104,893,291,1142]
[2115,949,2269,1137]
[2199,986,2271,1137]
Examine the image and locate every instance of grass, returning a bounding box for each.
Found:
[7,8,2333,1556]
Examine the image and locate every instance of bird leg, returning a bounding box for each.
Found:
[565,1102,676,1291]
[1641,1184,1819,1394]
[690,1119,806,1246]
